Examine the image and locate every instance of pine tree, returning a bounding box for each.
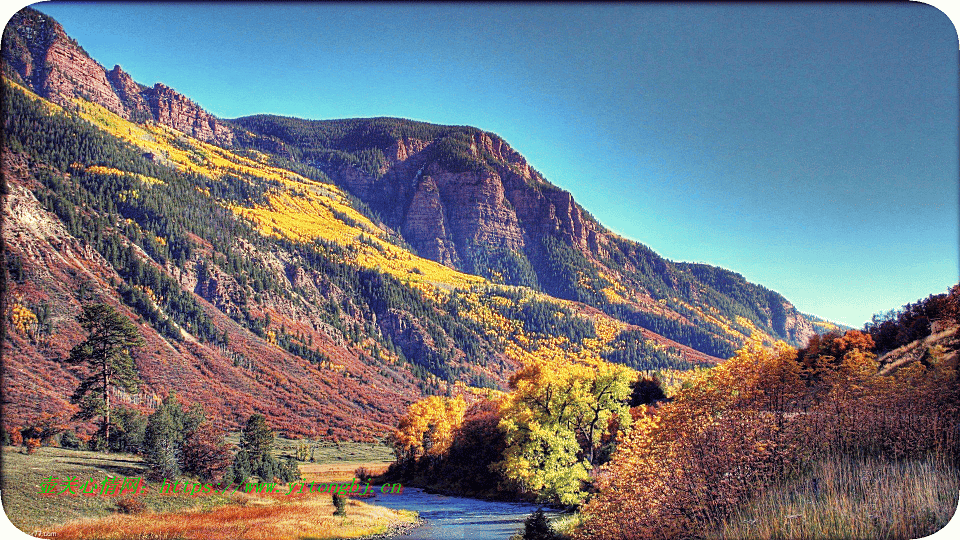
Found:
[66,303,144,452]
[522,508,557,540]
[332,492,347,516]
[240,414,274,462]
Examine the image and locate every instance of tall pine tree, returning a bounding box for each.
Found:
[66,303,144,452]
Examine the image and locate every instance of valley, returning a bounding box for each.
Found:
[2,5,957,540]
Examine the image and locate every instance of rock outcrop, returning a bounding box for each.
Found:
[145,83,234,146]
[106,65,151,119]
[2,7,233,146]
[321,129,603,272]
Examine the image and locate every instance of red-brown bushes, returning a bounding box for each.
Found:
[576,337,960,540]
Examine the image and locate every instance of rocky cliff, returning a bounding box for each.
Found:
[233,115,818,349]
[2,7,233,146]
[308,128,602,272]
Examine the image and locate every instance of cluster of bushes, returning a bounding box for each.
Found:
[5,400,299,487]
[387,358,651,505]
[576,328,959,539]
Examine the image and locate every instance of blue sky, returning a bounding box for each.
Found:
[9,1,960,327]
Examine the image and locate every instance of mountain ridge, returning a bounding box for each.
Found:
[2,7,234,145]
[3,6,828,439]
[228,113,817,348]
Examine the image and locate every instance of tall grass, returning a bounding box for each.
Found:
[712,452,959,540]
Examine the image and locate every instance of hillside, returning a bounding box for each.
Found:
[4,6,826,440]
[230,114,819,353]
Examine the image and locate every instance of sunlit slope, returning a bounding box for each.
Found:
[13,81,733,374]
[66,84,718,372]
[68,93,485,288]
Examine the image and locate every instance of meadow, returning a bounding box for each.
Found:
[1,443,413,540]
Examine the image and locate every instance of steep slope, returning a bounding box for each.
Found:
[230,115,818,353]
[2,6,820,360]
[3,69,690,441]
[1,7,233,145]
[3,6,832,442]
[1,76,529,439]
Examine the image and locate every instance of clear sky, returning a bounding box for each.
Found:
[7,1,960,328]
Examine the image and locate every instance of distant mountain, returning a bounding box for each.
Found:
[2,6,830,439]
[228,114,818,350]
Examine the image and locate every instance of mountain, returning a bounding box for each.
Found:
[227,115,817,350]
[2,7,824,440]
[1,8,233,145]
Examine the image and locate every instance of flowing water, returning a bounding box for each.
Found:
[367,487,559,539]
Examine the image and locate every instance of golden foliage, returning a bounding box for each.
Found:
[576,336,960,539]
[11,302,38,336]
[67,96,486,288]
[83,165,164,186]
[496,353,633,504]
[389,395,468,461]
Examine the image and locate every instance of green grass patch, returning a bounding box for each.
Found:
[1,445,236,533]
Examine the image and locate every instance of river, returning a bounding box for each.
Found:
[366,487,559,539]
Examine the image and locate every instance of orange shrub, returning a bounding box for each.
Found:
[577,336,960,540]
[24,437,41,454]
[9,426,23,447]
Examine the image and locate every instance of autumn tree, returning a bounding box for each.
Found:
[181,419,232,482]
[66,303,144,452]
[496,356,633,505]
[389,395,468,463]
[577,341,803,539]
[20,413,67,451]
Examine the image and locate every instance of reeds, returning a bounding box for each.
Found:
[713,452,960,540]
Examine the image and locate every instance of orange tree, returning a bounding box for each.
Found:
[389,395,468,463]
[576,341,805,539]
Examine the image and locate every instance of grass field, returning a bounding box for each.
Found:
[300,462,391,483]
[1,444,412,539]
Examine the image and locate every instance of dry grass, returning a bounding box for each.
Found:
[49,493,417,540]
[299,462,390,483]
[1,445,234,533]
[2,445,411,540]
[711,453,960,540]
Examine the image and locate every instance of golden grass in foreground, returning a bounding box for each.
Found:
[50,493,418,540]
[711,453,960,540]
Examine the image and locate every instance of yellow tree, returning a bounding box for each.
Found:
[390,395,467,462]
[496,355,633,505]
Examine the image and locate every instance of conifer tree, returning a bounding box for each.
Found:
[66,303,144,452]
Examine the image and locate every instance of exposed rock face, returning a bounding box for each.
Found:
[194,265,246,320]
[106,65,151,119]
[2,7,233,146]
[779,303,817,346]
[402,175,460,267]
[324,129,603,271]
[379,308,451,363]
[146,83,234,146]
[2,8,125,115]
